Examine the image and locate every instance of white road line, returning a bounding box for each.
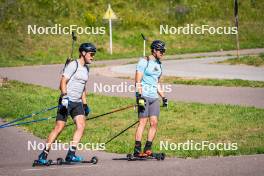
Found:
[22,164,98,172]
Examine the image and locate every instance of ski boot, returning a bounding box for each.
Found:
[65,153,83,163]
[32,151,51,167]
[133,151,148,158]
[133,146,144,157]
[143,149,153,157]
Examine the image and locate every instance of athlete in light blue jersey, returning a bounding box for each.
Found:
[134,40,168,157]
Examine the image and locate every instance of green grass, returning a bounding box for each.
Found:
[119,76,264,88]
[217,54,264,67]
[162,76,264,88]
[1,81,264,158]
[0,0,264,67]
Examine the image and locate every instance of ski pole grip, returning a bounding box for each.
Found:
[72,32,77,41]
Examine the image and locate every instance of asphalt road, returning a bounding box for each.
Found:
[1,119,264,176]
[111,56,264,81]
[1,62,264,108]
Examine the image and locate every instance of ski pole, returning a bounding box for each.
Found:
[105,120,139,145]
[0,104,136,129]
[63,32,77,72]
[0,105,58,128]
[70,32,77,59]
[0,115,57,129]
[141,33,147,57]
[66,104,137,127]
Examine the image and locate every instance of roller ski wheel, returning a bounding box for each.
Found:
[160,153,166,160]
[32,160,38,167]
[152,153,166,160]
[91,156,98,164]
[126,154,134,161]
[57,158,64,165]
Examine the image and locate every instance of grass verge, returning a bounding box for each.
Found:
[217,54,264,67]
[118,76,264,88]
[0,81,264,158]
[162,76,264,88]
[1,1,264,67]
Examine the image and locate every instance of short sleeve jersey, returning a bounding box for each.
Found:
[63,60,89,102]
[136,58,162,98]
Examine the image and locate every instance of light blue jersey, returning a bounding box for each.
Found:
[136,57,162,98]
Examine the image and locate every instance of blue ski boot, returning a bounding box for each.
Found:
[65,153,83,162]
[32,151,49,166]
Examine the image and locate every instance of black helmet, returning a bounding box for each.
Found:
[150,40,166,52]
[79,43,96,53]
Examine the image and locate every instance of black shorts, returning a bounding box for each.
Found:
[56,99,85,122]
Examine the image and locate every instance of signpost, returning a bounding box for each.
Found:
[103,4,117,55]
[234,0,239,59]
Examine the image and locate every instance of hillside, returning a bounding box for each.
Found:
[0,0,263,66]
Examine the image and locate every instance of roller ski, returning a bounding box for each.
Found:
[32,153,98,167]
[52,156,98,166]
[127,150,165,161]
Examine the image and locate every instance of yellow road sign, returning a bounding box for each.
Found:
[103,4,117,20]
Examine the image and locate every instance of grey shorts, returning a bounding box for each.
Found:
[138,96,160,118]
[56,98,85,122]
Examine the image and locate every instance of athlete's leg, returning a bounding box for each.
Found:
[66,115,86,162]
[143,116,158,154]
[46,120,66,149]
[36,120,65,164]
[135,117,148,141]
[72,115,86,146]
[44,99,68,152]
[147,116,158,142]
[144,98,160,155]
[134,117,148,155]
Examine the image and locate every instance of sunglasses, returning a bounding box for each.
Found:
[157,49,166,54]
[89,52,95,57]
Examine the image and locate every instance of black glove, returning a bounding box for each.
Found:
[162,97,168,108]
[83,104,91,116]
[58,97,68,116]
[61,96,69,109]
[136,93,146,112]
[136,94,146,108]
